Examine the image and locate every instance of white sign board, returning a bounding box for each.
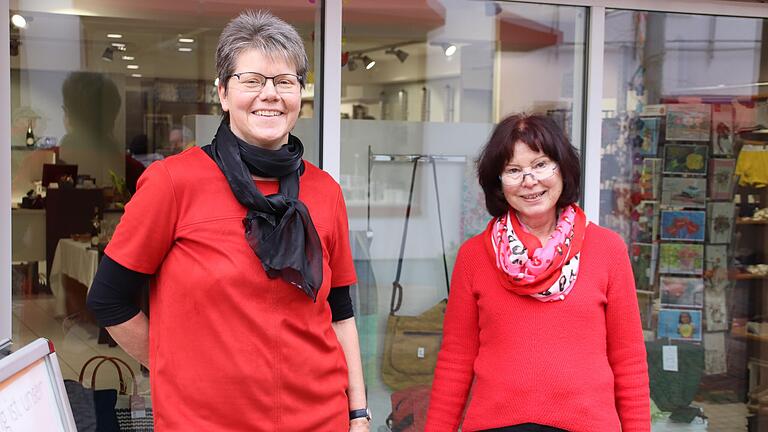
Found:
[0,339,76,431]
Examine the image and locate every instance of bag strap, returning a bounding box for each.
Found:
[389,156,451,313]
[430,158,450,295]
[79,355,126,394]
[390,158,420,314]
[89,357,139,396]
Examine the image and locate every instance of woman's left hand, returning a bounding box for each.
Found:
[350,418,370,432]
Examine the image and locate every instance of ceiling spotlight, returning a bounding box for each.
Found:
[442,43,457,57]
[101,46,115,62]
[107,33,123,39]
[11,14,27,29]
[362,55,376,70]
[122,55,134,61]
[178,37,195,43]
[178,47,193,52]
[131,73,142,78]
[126,64,139,70]
[111,42,126,51]
[385,48,409,63]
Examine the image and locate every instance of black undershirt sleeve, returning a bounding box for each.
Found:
[328,285,354,322]
[88,255,355,326]
[86,254,147,327]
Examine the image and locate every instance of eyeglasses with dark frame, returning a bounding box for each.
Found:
[499,159,559,186]
[227,72,302,94]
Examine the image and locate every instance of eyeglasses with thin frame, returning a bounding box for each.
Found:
[227,72,302,94]
[499,159,558,186]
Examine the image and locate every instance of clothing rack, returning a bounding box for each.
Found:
[366,146,466,232]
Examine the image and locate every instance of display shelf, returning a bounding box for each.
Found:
[729,269,768,280]
[737,218,768,225]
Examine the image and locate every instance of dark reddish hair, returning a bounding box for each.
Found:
[477,113,581,217]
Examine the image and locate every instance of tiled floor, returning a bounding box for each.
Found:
[11,295,150,394]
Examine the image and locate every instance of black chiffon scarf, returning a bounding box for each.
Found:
[205,120,323,301]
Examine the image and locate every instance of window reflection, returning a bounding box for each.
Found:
[601,10,768,429]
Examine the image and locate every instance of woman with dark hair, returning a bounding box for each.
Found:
[87,10,369,431]
[425,114,650,432]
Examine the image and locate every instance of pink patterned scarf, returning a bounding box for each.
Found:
[489,204,587,302]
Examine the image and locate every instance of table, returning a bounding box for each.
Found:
[49,238,99,318]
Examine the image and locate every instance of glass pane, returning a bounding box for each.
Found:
[600,9,768,430]
[340,1,587,428]
[9,1,319,395]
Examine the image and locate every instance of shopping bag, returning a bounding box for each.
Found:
[385,385,432,432]
[79,355,154,431]
[381,297,446,390]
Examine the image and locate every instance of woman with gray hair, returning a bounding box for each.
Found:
[87,10,369,431]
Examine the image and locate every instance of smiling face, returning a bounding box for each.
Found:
[502,141,563,226]
[218,49,301,150]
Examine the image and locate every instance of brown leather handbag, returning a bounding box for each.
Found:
[381,157,450,391]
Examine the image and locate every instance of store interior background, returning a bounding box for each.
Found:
[6,0,768,430]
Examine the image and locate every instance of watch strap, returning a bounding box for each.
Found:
[349,408,370,421]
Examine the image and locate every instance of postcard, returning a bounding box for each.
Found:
[658,243,704,275]
[704,332,727,374]
[658,308,703,341]
[711,103,734,156]
[707,202,735,244]
[708,158,736,201]
[666,103,712,142]
[661,177,707,208]
[660,276,704,308]
[660,210,706,242]
[663,144,709,175]
[631,201,658,243]
[632,117,661,156]
[637,158,662,200]
[704,244,729,282]
[631,243,657,292]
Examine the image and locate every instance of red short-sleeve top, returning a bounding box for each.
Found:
[105,146,357,431]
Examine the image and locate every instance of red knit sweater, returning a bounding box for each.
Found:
[425,223,650,432]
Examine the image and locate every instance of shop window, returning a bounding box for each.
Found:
[8,1,319,402]
[600,9,768,430]
[339,1,587,428]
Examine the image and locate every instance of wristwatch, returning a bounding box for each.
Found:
[349,407,372,422]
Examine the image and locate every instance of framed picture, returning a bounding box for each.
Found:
[707,202,735,244]
[665,103,711,142]
[663,144,709,175]
[708,158,736,201]
[661,177,707,208]
[637,158,662,200]
[658,309,702,341]
[631,201,658,243]
[632,117,661,156]
[660,210,706,242]
[658,243,704,275]
[711,103,734,156]
[631,243,657,292]
[660,276,704,308]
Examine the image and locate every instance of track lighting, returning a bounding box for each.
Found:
[11,14,27,29]
[101,46,115,61]
[385,47,409,63]
[441,43,457,57]
[362,55,376,70]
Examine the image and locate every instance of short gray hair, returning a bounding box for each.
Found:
[216,10,309,90]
